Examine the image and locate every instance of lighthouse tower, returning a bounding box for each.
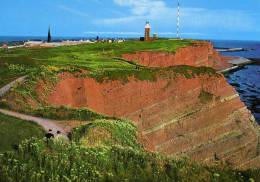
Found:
[144,21,151,41]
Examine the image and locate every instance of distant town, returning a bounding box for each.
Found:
[1,21,160,49]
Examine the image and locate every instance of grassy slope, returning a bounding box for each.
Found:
[0,39,217,121]
[0,113,45,152]
[2,40,258,181]
[0,120,259,182]
[0,63,23,87]
[0,40,191,75]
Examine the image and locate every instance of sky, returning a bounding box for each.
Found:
[1,0,260,40]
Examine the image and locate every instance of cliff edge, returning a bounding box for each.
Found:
[122,41,232,71]
[46,70,259,169]
[3,40,259,169]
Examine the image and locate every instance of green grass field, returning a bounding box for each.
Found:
[0,39,218,122]
[0,40,192,82]
[0,63,23,87]
[0,113,45,152]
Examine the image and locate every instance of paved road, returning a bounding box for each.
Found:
[0,76,68,138]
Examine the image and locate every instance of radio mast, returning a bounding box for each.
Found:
[177,0,180,39]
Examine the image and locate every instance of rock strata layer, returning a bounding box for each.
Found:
[45,41,260,169]
[47,73,260,169]
[122,41,232,71]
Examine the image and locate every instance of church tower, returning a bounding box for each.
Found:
[47,27,52,43]
[144,21,151,41]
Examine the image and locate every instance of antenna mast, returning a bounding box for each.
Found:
[177,0,180,39]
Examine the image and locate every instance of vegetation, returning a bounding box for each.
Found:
[1,39,258,181]
[199,90,214,104]
[0,39,214,86]
[0,119,259,182]
[0,102,118,122]
[71,119,141,150]
[0,63,23,87]
[0,39,220,121]
[0,40,191,77]
[0,65,218,122]
[0,113,45,152]
[89,65,218,83]
[31,106,115,121]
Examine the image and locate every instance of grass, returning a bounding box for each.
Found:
[199,90,214,104]
[31,106,115,121]
[0,64,23,87]
[0,65,218,122]
[0,113,45,152]
[0,39,220,122]
[0,102,118,122]
[71,119,141,150]
[89,65,218,83]
[0,39,192,82]
[0,39,192,68]
[0,39,259,181]
[0,121,259,182]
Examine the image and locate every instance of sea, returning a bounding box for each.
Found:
[0,37,259,124]
[212,40,260,124]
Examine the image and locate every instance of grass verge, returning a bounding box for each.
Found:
[0,113,45,152]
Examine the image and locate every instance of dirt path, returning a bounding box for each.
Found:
[0,109,68,138]
[0,76,27,97]
[0,76,68,138]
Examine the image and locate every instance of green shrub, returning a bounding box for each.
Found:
[71,119,141,149]
[199,90,214,103]
[31,106,113,121]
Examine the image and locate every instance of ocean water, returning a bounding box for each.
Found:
[225,65,260,123]
[212,40,260,59]
[212,40,260,124]
[0,36,47,45]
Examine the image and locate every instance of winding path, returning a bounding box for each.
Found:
[0,76,68,138]
[0,76,27,97]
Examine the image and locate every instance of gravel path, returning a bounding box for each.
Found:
[0,76,68,138]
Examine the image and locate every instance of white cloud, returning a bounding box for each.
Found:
[84,31,141,35]
[59,5,89,17]
[113,0,168,16]
[84,31,203,36]
[75,0,101,4]
[96,0,255,32]
[159,32,203,36]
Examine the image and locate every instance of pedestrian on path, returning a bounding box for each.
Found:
[45,129,54,139]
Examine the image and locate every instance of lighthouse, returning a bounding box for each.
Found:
[144,21,151,41]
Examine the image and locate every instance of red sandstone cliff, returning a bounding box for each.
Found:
[46,72,260,169]
[122,41,232,71]
[36,41,259,169]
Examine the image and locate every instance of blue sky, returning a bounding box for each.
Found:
[1,0,260,40]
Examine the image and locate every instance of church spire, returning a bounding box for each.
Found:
[47,26,52,43]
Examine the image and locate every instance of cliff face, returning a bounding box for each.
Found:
[46,72,260,169]
[122,41,232,71]
[43,41,259,169]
